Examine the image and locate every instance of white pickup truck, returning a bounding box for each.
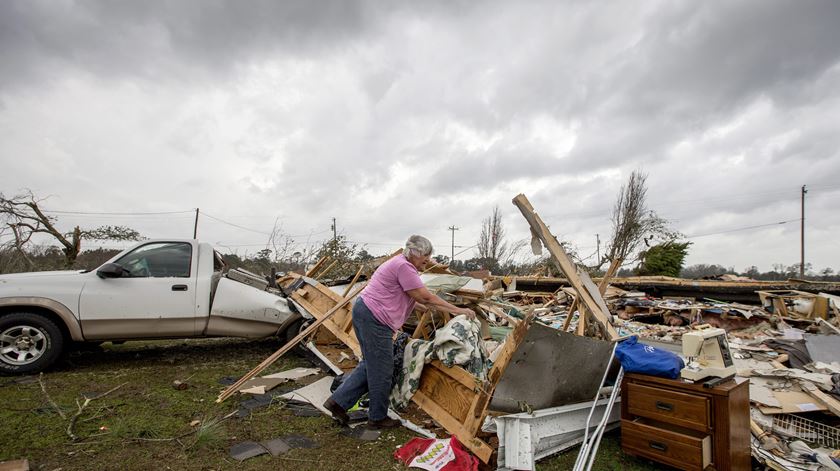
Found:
[0,239,303,374]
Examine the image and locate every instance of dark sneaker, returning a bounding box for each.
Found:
[323,398,349,426]
[367,417,401,429]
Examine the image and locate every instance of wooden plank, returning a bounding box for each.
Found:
[416,363,473,423]
[314,260,338,280]
[216,283,366,403]
[341,265,364,298]
[575,309,587,336]
[561,297,577,332]
[305,256,328,277]
[465,314,533,438]
[413,309,453,340]
[512,194,619,340]
[411,390,494,463]
[488,313,533,384]
[427,360,481,390]
[580,269,611,315]
[800,382,840,417]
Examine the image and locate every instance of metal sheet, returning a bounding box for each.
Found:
[489,323,617,413]
[804,333,840,363]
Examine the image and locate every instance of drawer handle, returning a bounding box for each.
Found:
[655,401,673,411]
[649,441,668,452]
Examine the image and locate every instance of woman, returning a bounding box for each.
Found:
[323,235,474,429]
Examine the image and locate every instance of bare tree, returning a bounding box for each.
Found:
[596,171,679,270]
[0,190,142,269]
[477,206,511,273]
[265,218,296,262]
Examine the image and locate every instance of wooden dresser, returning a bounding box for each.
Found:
[621,373,750,471]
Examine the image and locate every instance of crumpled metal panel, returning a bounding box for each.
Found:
[495,398,621,470]
[489,323,617,413]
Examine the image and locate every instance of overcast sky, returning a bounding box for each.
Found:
[1,0,838,273]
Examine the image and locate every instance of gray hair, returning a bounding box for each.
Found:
[404,235,433,259]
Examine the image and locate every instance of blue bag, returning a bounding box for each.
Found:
[615,336,685,379]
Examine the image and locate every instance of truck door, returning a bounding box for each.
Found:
[79,242,198,339]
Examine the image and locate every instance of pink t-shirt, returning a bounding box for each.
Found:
[360,255,425,332]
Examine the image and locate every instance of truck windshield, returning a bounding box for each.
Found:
[115,242,192,278]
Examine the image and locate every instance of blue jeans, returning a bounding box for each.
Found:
[329,297,394,421]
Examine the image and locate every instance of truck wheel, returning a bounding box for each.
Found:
[283,318,307,345]
[0,312,64,375]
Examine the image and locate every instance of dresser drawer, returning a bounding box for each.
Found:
[622,418,712,470]
[626,382,710,432]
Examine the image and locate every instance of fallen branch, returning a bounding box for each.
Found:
[67,382,126,441]
[38,373,66,419]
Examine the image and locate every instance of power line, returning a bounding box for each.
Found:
[453,244,478,258]
[199,211,271,235]
[41,209,195,216]
[684,218,801,239]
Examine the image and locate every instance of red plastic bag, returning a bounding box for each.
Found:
[394,436,478,471]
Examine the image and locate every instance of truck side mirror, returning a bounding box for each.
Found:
[97,263,127,279]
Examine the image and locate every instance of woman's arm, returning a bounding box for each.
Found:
[406,287,475,319]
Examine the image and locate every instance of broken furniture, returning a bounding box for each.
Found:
[757,290,830,319]
[621,373,750,470]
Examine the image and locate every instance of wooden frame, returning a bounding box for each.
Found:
[288,276,362,356]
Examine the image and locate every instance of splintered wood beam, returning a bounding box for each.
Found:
[305,256,328,277]
[512,194,619,340]
[216,284,365,403]
[561,297,578,332]
[598,257,622,296]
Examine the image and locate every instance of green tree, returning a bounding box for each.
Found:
[637,241,692,277]
[313,235,359,279]
[597,170,681,271]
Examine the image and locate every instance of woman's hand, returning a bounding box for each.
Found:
[458,307,476,320]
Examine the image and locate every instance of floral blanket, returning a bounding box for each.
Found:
[390,315,489,409]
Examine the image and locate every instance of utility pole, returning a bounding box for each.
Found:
[801,185,807,277]
[448,225,459,265]
[193,208,199,238]
[596,233,600,264]
[331,217,337,255]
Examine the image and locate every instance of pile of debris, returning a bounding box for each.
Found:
[218,194,840,470]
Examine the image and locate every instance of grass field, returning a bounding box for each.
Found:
[0,338,665,470]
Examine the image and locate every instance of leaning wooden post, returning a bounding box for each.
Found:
[341,265,365,298]
[561,297,578,332]
[512,194,619,340]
